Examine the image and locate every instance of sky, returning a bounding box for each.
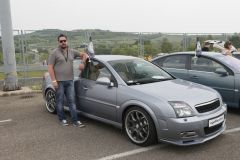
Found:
[8,0,240,33]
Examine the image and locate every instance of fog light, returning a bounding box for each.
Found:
[180,131,197,138]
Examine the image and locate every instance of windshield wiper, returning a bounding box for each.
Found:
[126,77,173,85]
[154,78,173,81]
[126,80,140,85]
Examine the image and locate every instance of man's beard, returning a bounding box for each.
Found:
[60,44,68,49]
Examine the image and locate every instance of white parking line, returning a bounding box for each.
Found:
[224,127,240,134]
[96,127,240,160]
[96,145,164,160]
[0,119,12,123]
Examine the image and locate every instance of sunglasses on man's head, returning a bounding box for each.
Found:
[59,40,67,43]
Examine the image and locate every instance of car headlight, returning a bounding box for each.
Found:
[169,101,194,118]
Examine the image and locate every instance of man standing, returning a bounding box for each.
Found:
[48,34,87,127]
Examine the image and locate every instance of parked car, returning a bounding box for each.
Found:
[43,55,226,146]
[152,51,240,108]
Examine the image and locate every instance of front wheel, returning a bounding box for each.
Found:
[124,107,157,146]
[45,89,57,114]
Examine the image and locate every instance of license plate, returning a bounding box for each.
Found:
[208,114,224,127]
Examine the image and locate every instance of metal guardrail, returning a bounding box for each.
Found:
[0,65,47,72]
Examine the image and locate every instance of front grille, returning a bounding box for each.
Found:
[195,99,220,113]
[204,123,223,135]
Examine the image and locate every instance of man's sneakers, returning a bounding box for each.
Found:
[73,121,85,128]
[60,120,85,127]
[60,119,69,126]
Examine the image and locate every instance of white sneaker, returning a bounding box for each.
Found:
[73,121,85,128]
[60,120,69,126]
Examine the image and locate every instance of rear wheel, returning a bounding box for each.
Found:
[124,107,157,146]
[45,89,56,114]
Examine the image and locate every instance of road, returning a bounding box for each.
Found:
[1,94,240,160]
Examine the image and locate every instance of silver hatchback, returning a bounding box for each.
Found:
[42,55,227,146]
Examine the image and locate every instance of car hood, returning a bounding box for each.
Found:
[130,79,219,106]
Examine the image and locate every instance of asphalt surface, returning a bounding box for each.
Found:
[1,93,240,160]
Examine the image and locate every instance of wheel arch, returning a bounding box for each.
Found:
[44,87,55,97]
[120,101,160,139]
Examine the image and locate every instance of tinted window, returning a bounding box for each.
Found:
[191,56,225,72]
[216,55,240,73]
[162,55,187,69]
[81,60,112,81]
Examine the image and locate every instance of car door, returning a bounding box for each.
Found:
[189,55,235,104]
[153,55,189,79]
[75,59,118,121]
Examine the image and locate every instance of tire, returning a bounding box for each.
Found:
[45,89,57,114]
[124,107,157,146]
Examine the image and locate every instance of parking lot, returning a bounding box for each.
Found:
[1,93,240,160]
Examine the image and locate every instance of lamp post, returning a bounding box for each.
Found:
[0,0,20,91]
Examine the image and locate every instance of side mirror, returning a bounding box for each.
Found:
[96,77,114,87]
[215,68,228,76]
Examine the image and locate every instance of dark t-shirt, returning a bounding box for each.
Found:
[202,47,209,51]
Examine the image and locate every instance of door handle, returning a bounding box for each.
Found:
[190,76,199,79]
[82,86,88,90]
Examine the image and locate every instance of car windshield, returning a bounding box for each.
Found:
[109,58,174,85]
[215,55,240,73]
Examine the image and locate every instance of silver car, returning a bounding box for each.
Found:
[152,52,240,108]
[42,55,227,146]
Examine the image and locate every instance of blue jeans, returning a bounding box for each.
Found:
[55,80,78,123]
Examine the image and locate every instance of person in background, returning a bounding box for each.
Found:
[223,41,233,56]
[48,33,88,127]
[202,42,211,51]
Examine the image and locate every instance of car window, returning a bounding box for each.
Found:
[73,59,81,79]
[81,60,112,81]
[216,55,240,73]
[109,59,173,85]
[162,55,187,69]
[191,56,226,73]
[233,54,240,60]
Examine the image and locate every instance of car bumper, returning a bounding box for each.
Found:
[157,103,227,146]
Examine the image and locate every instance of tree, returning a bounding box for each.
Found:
[95,44,112,55]
[229,34,240,49]
[0,52,3,64]
[161,38,173,53]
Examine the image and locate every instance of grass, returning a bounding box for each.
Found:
[0,70,46,80]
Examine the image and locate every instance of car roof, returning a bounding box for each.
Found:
[153,51,225,59]
[94,55,138,62]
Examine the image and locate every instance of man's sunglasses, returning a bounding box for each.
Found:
[59,40,67,43]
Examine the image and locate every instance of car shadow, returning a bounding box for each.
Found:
[226,107,240,115]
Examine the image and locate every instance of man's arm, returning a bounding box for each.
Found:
[80,52,88,62]
[48,64,56,81]
[79,52,88,71]
[48,64,58,88]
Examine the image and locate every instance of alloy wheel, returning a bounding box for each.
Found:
[45,89,56,113]
[125,109,150,144]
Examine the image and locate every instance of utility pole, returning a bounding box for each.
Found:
[138,32,144,58]
[0,0,20,91]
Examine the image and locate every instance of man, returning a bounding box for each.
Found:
[202,42,210,51]
[48,34,87,127]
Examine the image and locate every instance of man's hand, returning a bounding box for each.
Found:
[80,52,89,62]
[79,63,85,71]
[52,81,58,88]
